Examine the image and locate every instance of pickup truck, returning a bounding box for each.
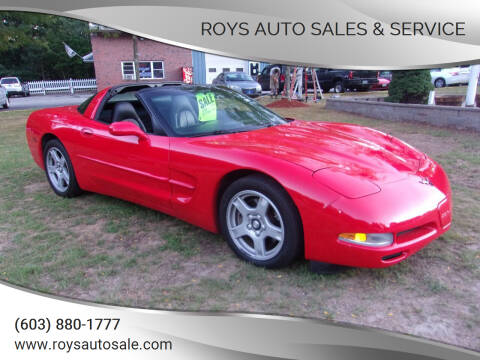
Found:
[314,69,378,93]
[258,66,378,93]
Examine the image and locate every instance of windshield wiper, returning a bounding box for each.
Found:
[188,128,252,137]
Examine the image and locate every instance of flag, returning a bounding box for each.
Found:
[82,52,94,63]
[63,42,78,58]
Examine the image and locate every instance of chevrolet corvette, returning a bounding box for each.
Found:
[26,83,452,269]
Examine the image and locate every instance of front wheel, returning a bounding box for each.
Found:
[334,81,345,93]
[219,174,303,268]
[43,139,82,197]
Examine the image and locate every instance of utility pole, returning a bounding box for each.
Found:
[132,35,140,81]
[465,64,480,107]
[285,66,291,100]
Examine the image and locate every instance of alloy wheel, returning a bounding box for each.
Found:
[46,147,70,192]
[226,190,285,261]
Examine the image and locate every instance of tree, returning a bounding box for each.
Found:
[0,11,94,81]
[386,70,433,104]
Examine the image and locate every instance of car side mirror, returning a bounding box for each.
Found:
[108,121,150,144]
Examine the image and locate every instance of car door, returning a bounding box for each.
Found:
[458,66,471,84]
[258,66,270,90]
[316,69,330,90]
[72,96,171,212]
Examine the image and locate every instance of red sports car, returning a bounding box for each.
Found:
[371,77,390,90]
[26,83,452,269]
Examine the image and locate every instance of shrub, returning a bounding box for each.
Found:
[386,70,433,104]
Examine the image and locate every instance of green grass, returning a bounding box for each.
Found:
[0,107,479,350]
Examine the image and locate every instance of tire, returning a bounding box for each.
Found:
[43,139,82,198]
[219,174,303,268]
[434,78,446,88]
[2,97,9,109]
[334,81,345,93]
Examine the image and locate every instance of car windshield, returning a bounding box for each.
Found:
[140,86,286,137]
[1,78,19,84]
[225,73,253,81]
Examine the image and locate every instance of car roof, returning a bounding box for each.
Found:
[108,81,184,95]
[137,84,218,95]
[0,77,20,81]
[224,71,249,75]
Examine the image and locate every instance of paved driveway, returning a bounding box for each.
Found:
[2,93,93,111]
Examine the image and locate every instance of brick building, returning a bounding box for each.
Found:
[89,25,267,90]
[90,30,192,90]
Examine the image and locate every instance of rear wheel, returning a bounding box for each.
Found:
[43,139,82,197]
[2,97,9,109]
[219,174,303,268]
[434,78,446,88]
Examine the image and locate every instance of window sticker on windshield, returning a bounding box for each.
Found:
[196,92,217,122]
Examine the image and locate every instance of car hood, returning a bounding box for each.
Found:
[225,80,259,88]
[197,120,425,194]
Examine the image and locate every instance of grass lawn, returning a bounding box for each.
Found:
[434,84,480,96]
[0,104,479,350]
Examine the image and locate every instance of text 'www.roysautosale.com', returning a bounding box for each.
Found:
[14,338,173,353]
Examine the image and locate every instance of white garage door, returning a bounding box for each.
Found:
[204,54,249,84]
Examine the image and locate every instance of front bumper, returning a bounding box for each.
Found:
[5,88,25,96]
[241,88,262,97]
[302,160,452,268]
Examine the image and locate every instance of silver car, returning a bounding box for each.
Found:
[0,86,9,109]
[212,72,262,97]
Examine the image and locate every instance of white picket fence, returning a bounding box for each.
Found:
[26,78,97,95]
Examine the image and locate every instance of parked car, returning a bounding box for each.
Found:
[378,71,392,81]
[371,73,390,90]
[314,69,379,93]
[430,66,470,88]
[26,83,451,269]
[0,86,9,109]
[212,72,262,97]
[0,77,30,97]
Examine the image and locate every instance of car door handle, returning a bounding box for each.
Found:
[81,128,93,136]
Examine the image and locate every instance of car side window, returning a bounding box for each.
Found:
[77,93,96,114]
[97,91,155,134]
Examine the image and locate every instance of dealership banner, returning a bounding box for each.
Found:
[0,281,478,359]
[1,0,480,68]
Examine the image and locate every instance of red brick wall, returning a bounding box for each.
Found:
[91,33,192,90]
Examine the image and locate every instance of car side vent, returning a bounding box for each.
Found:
[382,252,403,261]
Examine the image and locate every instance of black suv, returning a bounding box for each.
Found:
[256,64,287,92]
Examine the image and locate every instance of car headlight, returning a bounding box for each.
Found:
[256,84,261,91]
[338,233,393,247]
